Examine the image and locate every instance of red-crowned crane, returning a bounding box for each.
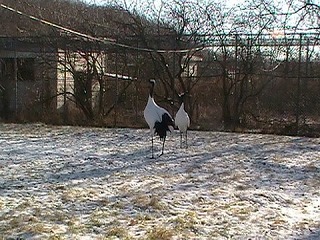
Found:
[144,79,174,158]
[175,93,190,148]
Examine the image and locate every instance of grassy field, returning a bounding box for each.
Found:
[0,124,320,239]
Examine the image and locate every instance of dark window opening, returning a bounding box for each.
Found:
[74,70,92,103]
[17,58,35,81]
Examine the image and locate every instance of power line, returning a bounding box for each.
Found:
[0,3,203,54]
[0,4,115,43]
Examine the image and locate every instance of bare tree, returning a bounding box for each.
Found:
[203,0,281,130]
[106,0,207,127]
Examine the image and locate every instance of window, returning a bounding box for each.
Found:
[17,58,35,81]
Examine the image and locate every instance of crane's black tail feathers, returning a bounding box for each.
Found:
[154,113,174,140]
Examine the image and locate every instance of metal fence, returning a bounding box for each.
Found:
[1,33,320,135]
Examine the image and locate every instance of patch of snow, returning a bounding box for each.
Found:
[0,124,320,239]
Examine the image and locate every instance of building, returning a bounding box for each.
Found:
[0,36,108,120]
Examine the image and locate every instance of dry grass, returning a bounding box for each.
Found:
[132,194,166,211]
[104,226,130,239]
[171,211,199,232]
[146,226,175,240]
[1,125,320,239]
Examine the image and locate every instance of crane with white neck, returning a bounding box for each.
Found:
[175,93,190,148]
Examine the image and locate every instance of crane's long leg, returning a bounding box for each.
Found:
[151,134,154,159]
[159,137,165,157]
[186,130,188,149]
[180,132,182,148]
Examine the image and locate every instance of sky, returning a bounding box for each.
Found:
[82,0,241,9]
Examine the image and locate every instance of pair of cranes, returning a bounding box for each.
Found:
[144,79,190,158]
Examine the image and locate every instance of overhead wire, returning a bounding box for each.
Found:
[0,3,204,54]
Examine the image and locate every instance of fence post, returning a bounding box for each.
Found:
[14,46,18,118]
[295,33,303,134]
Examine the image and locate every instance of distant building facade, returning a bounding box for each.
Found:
[0,37,107,120]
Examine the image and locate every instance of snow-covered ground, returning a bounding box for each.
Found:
[1,123,320,239]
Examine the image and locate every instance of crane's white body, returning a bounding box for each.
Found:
[143,80,174,158]
[144,95,173,135]
[175,102,190,133]
[175,101,190,148]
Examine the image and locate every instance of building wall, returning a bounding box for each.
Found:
[0,50,58,119]
[56,49,107,110]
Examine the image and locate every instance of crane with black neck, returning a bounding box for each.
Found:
[144,79,174,158]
